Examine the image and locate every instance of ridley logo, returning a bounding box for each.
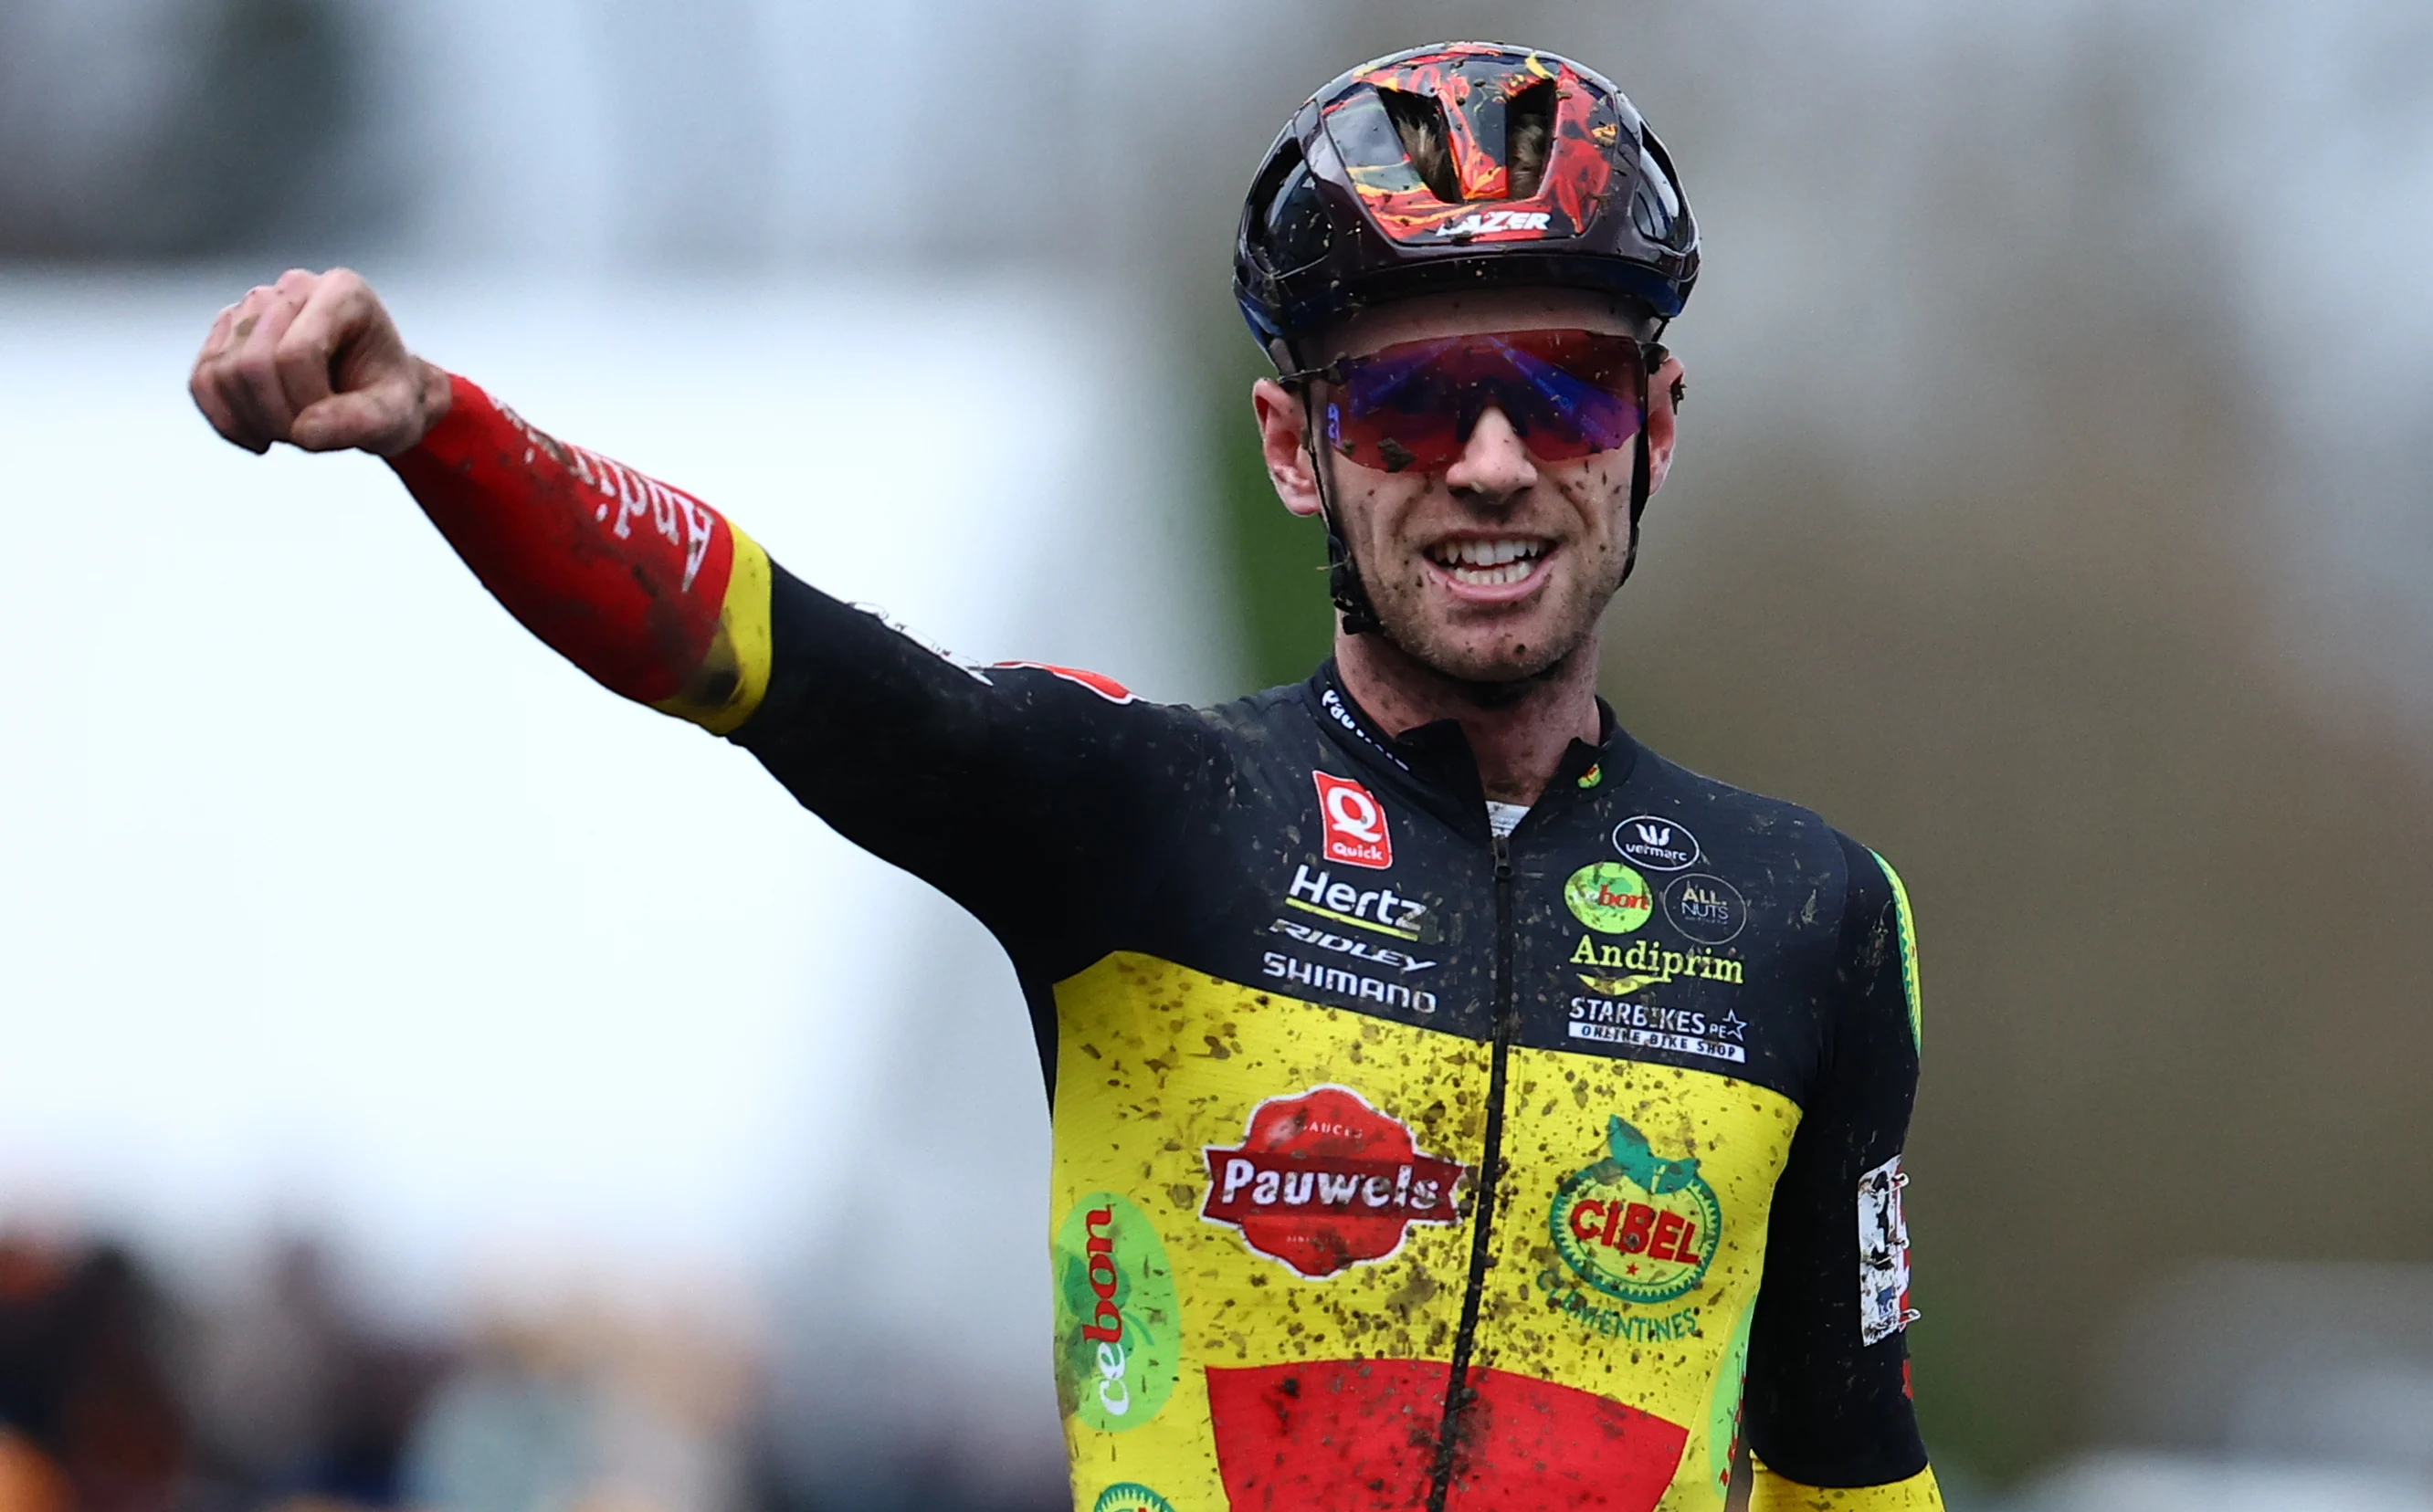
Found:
[1202,1086,1466,1277]
[1313,772,1393,869]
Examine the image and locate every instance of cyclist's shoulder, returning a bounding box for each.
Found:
[1185,675,1333,743]
[1618,742,1885,901]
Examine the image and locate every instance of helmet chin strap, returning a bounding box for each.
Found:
[1619,340,1663,587]
[1297,385,1385,636]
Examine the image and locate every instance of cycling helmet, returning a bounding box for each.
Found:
[1235,41,1699,365]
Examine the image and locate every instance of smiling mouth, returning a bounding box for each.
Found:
[1426,537,1550,588]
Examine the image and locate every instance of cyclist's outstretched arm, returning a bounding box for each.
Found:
[1739,836,1943,1511]
[189,269,1216,971]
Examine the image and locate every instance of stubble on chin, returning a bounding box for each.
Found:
[1367,567,1603,695]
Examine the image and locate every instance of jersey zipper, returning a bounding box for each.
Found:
[1427,833,1519,1512]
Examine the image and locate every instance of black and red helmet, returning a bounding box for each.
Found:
[1235,42,1699,362]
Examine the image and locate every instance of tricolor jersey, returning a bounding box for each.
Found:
[387,378,1941,1512]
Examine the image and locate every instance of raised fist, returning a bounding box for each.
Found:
[188,268,452,457]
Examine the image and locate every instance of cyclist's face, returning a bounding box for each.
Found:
[1253,288,1683,686]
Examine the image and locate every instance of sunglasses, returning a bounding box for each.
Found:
[1290,330,1656,475]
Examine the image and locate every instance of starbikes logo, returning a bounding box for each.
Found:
[1549,1115,1722,1306]
[1053,1194,1182,1433]
[1202,1086,1467,1278]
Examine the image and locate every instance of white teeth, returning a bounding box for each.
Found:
[1430,538,1547,582]
[1446,560,1535,586]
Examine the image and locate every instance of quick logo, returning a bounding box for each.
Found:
[1313,772,1392,869]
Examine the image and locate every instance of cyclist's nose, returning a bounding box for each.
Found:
[1445,405,1537,501]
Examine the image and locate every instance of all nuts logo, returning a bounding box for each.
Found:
[1549,1115,1722,1305]
[1052,1194,1181,1433]
[1312,772,1393,870]
[1202,1085,1466,1277]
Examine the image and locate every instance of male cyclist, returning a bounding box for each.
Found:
[189,41,1938,1512]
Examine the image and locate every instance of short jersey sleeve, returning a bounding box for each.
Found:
[1741,832,1932,1490]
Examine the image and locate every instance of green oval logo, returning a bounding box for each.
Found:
[1091,1485,1175,1512]
[1548,1115,1722,1304]
[1565,862,1654,934]
[1705,1302,1754,1494]
[1054,1193,1181,1433]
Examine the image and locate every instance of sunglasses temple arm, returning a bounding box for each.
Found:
[1642,340,1684,409]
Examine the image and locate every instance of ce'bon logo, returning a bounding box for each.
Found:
[1053,1194,1181,1433]
[1564,862,1654,935]
[1550,1114,1722,1305]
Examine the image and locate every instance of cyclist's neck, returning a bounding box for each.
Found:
[1334,631,1602,807]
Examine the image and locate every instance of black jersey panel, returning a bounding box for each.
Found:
[1742,832,1929,1487]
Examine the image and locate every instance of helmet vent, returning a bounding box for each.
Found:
[1505,79,1556,200]
[1376,88,1464,204]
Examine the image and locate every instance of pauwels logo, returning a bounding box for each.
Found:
[1313,772,1393,869]
[1550,1115,1722,1305]
[1202,1086,1466,1278]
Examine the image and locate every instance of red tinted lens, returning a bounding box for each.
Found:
[1324,330,1646,474]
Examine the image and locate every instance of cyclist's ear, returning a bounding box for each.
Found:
[1644,351,1686,497]
[1252,377,1325,518]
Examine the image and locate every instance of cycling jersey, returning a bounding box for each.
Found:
[388,376,1943,1512]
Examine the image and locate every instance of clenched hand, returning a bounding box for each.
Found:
[189,268,451,457]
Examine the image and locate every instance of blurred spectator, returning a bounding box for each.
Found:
[0,1238,185,1512]
[184,1240,448,1508]
[404,1296,751,1512]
